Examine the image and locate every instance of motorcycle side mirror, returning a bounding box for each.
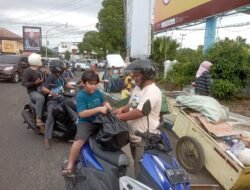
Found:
[142,100,151,116]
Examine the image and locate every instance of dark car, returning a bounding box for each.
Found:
[0,55,29,83]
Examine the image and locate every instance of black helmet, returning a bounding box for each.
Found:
[125,59,156,81]
[49,60,64,74]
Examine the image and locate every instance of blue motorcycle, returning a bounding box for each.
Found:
[63,100,190,190]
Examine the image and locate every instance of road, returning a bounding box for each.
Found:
[0,75,222,190]
[0,80,71,190]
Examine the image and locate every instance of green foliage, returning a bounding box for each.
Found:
[151,36,180,75]
[78,31,105,58]
[205,37,250,98]
[40,46,53,57]
[97,0,125,54]
[211,79,238,99]
[65,50,71,61]
[164,48,203,87]
[166,61,197,88]
[176,48,203,64]
[78,0,125,58]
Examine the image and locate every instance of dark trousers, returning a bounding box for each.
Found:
[44,101,57,139]
[130,141,146,177]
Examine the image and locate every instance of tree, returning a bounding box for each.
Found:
[65,50,71,61]
[40,46,53,57]
[97,0,125,55]
[165,48,204,87]
[78,31,102,54]
[151,36,180,75]
[78,0,125,58]
[205,37,250,99]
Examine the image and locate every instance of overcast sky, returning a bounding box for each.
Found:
[0,0,249,50]
[166,13,250,49]
[0,0,102,48]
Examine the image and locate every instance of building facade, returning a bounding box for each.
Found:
[58,42,79,54]
[0,28,23,55]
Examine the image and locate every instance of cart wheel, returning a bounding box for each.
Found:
[176,136,204,173]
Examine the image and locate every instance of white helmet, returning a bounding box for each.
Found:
[28,53,42,67]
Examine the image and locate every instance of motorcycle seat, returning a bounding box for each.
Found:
[89,136,129,167]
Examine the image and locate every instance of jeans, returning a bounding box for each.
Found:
[29,91,45,119]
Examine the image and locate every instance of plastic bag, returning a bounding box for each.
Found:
[229,141,245,156]
[238,148,250,166]
[176,95,229,123]
[93,111,129,152]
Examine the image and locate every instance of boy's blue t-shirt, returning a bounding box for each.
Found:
[77,89,104,123]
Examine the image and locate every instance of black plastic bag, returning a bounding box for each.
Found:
[93,111,129,152]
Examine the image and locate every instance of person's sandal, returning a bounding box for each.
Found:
[39,125,45,135]
[36,119,44,127]
[44,143,51,150]
[62,168,75,177]
[36,119,45,134]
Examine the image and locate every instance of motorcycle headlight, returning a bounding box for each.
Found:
[4,66,14,71]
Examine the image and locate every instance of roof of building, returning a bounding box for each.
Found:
[0,27,22,40]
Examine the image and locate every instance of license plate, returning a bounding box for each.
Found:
[165,168,189,184]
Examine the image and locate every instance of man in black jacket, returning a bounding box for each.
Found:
[22,53,45,132]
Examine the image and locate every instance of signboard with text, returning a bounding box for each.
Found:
[154,0,250,32]
[2,40,17,53]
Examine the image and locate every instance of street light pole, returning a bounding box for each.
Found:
[45,23,67,59]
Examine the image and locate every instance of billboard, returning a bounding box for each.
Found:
[23,26,42,52]
[154,0,250,32]
[2,40,16,53]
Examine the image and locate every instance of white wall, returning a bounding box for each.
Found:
[58,42,79,54]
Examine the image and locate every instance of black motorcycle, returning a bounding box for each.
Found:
[22,91,78,140]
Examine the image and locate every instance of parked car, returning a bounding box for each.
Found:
[97,60,107,68]
[0,55,29,83]
[74,59,90,71]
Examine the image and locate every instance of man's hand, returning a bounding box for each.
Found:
[113,107,123,115]
[98,106,108,114]
[116,114,122,120]
[35,78,43,85]
[104,102,112,110]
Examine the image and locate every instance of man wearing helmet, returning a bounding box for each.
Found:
[41,60,75,149]
[22,53,45,132]
[114,59,162,177]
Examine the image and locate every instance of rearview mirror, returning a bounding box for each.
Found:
[142,100,151,116]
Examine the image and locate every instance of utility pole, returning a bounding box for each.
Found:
[45,23,67,59]
[180,33,186,48]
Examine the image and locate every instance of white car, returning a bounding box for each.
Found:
[97,62,106,68]
[74,60,90,71]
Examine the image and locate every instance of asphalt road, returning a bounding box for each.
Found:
[0,80,71,190]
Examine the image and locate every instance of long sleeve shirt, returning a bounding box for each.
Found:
[21,67,42,94]
[195,71,211,96]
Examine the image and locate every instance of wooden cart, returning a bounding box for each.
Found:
[170,105,250,190]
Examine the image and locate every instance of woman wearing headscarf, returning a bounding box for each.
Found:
[195,61,213,96]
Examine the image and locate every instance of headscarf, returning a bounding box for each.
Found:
[196,61,212,78]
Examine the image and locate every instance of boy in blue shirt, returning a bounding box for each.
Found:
[62,70,112,176]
